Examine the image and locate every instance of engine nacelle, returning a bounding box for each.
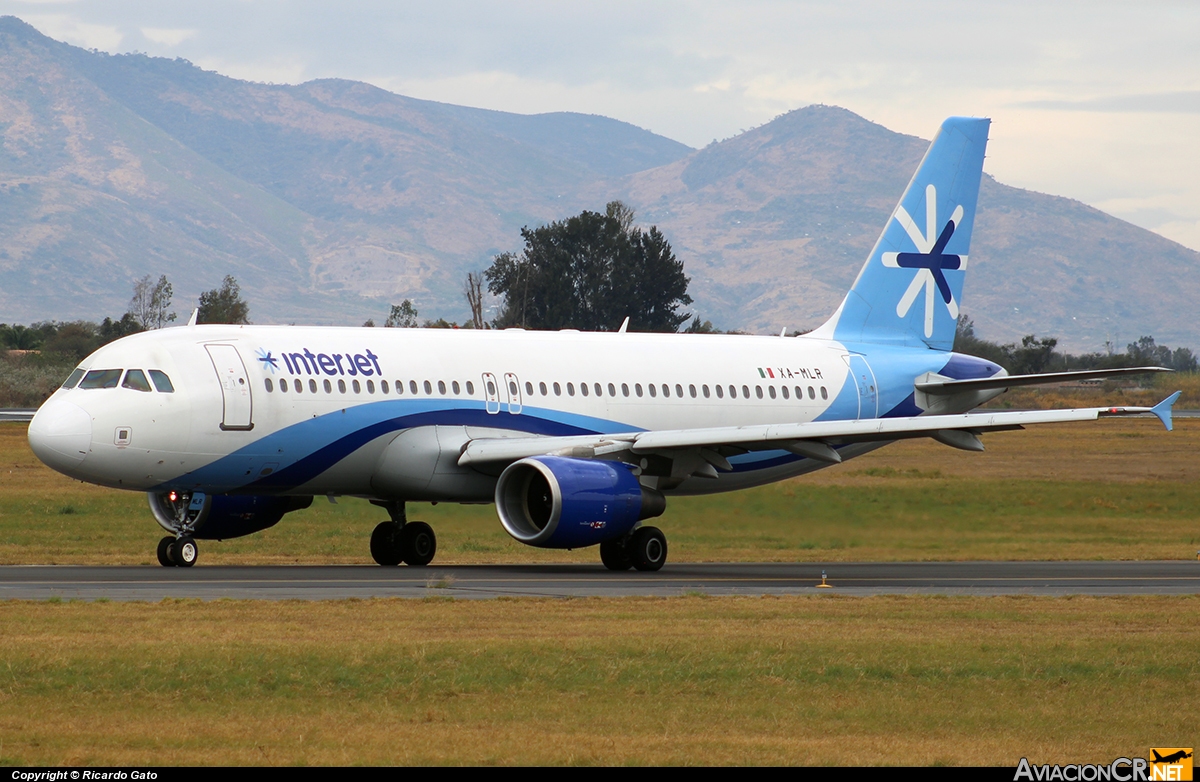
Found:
[495,456,665,549]
[149,492,313,540]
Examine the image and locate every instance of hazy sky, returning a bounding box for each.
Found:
[4,1,1199,251]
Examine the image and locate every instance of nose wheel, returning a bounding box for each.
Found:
[157,535,199,567]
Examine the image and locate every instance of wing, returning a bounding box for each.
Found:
[458,393,1182,473]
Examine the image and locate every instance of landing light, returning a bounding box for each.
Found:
[168,490,178,503]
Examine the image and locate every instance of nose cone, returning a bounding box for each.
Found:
[28,398,93,474]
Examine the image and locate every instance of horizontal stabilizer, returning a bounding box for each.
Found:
[916,366,1170,395]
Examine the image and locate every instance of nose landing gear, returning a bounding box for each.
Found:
[369,501,437,567]
[156,535,198,567]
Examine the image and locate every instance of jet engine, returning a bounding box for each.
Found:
[495,456,665,548]
[148,491,313,540]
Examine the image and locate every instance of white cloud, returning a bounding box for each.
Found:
[22,13,122,50]
[139,27,195,47]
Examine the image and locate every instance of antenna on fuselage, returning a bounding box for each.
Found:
[618,317,630,333]
[187,309,198,327]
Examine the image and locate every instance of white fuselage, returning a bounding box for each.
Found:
[28,324,993,501]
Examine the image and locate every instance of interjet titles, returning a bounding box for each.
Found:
[281,349,381,378]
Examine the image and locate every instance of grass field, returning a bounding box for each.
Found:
[3,417,1200,766]
[1,596,1197,765]
[2,417,1198,564]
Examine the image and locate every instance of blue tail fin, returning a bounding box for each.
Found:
[816,117,990,351]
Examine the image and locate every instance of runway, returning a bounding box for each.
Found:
[2,560,1199,600]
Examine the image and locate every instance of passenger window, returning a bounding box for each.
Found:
[635,383,643,397]
[714,385,722,399]
[675,384,683,398]
[768,386,777,399]
[487,380,496,396]
[265,378,274,392]
[453,381,461,395]
[608,383,616,397]
[567,383,575,397]
[121,370,152,392]
[62,368,85,389]
[649,384,657,398]
[795,386,803,399]
[353,380,362,394]
[689,384,697,398]
[728,385,736,399]
[421,380,430,395]
[539,382,548,395]
[381,380,389,394]
[580,383,588,397]
[662,384,670,398]
[509,381,518,396]
[808,386,816,399]
[367,380,375,394]
[309,379,318,393]
[595,383,603,397]
[324,379,333,393]
[395,380,403,395]
[553,382,561,396]
[821,386,828,400]
[410,380,418,395]
[280,380,288,393]
[782,386,789,400]
[148,370,174,393]
[621,383,629,397]
[742,385,750,399]
[338,379,347,393]
[438,380,447,395]
[525,381,533,395]
[80,369,122,389]
[466,381,475,395]
[294,379,303,393]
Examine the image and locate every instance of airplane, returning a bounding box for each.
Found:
[1152,750,1193,765]
[26,116,1180,570]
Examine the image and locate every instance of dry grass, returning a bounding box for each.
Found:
[0,596,1196,766]
[4,418,1200,564]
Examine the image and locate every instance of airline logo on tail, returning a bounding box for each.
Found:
[882,183,968,338]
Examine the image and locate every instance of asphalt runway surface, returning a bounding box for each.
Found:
[2,561,1199,600]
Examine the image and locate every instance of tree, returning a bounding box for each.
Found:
[464,272,485,330]
[129,275,176,330]
[384,300,419,328]
[485,201,692,332]
[197,275,250,325]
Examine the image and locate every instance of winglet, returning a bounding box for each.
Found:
[1151,391,1182,431]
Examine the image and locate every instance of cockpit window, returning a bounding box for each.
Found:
[79,369,122,389]
[61,368,85,389]
[149,370,175,393]
[121,369,153,392]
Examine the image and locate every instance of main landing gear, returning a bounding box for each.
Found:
[369,501,437,567]
[600,526,668,572]
[157,535,198,568]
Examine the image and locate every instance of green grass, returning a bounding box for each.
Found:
[0,596,1196,765]
[4,419,1200,564]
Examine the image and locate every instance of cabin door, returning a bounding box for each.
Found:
[848,354,878,420]
[205,344,254,430]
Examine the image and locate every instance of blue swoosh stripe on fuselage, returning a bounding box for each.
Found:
[157,399,644,493]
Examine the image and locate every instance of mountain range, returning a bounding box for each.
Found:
[1,15,1196,352]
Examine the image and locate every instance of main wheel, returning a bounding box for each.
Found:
[370,521,403,566]
[629,526,667,572]
[156,536,177,568]
[171,536,198,568]
[600,538,632,571]
[398,522,436,567]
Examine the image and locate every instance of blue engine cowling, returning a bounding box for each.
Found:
[148,492,313,540]
[495,456,666,549]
